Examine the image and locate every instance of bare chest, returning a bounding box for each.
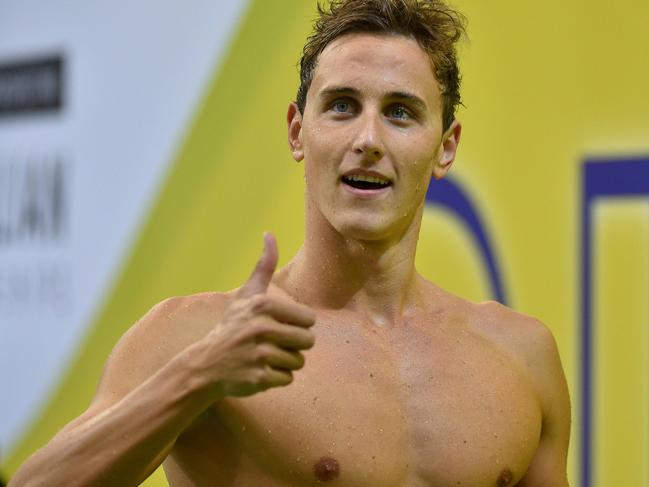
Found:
[169,318,542,486]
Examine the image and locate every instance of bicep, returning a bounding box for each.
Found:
[53,297,189,440]
[518,416,570,486]
[518,325,571,486]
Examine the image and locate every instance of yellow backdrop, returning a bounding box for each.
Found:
[6,1,649,485]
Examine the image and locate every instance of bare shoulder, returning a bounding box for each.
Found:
[51,289,237,438]
[421,282,561,374]
[423,288,571,481]
[92,290,236,409]
[472,300,556,350]
[471,300,569,416]
[472,300,560,364]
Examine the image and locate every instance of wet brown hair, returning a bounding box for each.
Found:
[297,0,467,130]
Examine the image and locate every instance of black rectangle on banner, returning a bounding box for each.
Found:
[0,56,63,115]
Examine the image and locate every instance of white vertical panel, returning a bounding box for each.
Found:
[0,0,250,452]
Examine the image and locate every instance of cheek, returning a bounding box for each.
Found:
[301,125,326,161]
[303,125,350,166]
[398,144,438,177]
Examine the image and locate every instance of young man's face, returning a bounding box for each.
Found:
[288,32,461,241]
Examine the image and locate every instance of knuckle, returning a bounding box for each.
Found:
[244,317,265,334]
[249,294,270,313]
[249,321,272,341]
[254,344,273,362]
[229,298,248,314]
[250,368,267,387]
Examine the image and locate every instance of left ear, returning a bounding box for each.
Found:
[432,119,462,180]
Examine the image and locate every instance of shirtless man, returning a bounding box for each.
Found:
[10,0,571,485]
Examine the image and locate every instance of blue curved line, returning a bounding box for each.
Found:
[425,177,507,304]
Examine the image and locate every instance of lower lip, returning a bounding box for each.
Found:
[341,182,392,199]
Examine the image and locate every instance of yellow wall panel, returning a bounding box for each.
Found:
[593,201,649,486]
[417,205,492,303]
[6,1,649,485]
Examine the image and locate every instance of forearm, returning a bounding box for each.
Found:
[10,353,213,487]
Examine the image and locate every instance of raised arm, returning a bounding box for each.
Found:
[9,233,315,487]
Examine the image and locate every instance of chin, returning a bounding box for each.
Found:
[333,217,395,242]
[334,206,421,243]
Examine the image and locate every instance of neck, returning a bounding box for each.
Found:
[276,200,427,326]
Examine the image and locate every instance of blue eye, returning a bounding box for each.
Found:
[332,101,350,113]
[389,105,410,119]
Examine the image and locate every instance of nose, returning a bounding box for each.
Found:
[351,110,385,161]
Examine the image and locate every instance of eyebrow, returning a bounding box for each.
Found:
[318,85,428,112]
[319,86,361,100]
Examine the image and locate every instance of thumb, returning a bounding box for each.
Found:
[237,232,278,298]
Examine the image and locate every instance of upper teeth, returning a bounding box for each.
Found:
[346,175,389,184]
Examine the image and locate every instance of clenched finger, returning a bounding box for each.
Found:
[258,322,315,350]
[258,344,305,371]
[259,366,293,389]
[252,295,316,328]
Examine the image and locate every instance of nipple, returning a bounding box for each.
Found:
[496,468,514,486]
[313,456,340,482]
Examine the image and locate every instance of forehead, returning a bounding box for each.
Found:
[309,32,441,108]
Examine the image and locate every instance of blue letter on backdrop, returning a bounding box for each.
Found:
[581,157,649,487]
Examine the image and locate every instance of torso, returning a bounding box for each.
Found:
[163,285,542,486]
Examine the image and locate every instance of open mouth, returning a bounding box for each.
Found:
[341,175,392,190]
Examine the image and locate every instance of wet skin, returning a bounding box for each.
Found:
[35,33,569,487]
[294,32,452,244]
[6,26,571,487]
[160,32,570,485]
[162,284,545,486]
